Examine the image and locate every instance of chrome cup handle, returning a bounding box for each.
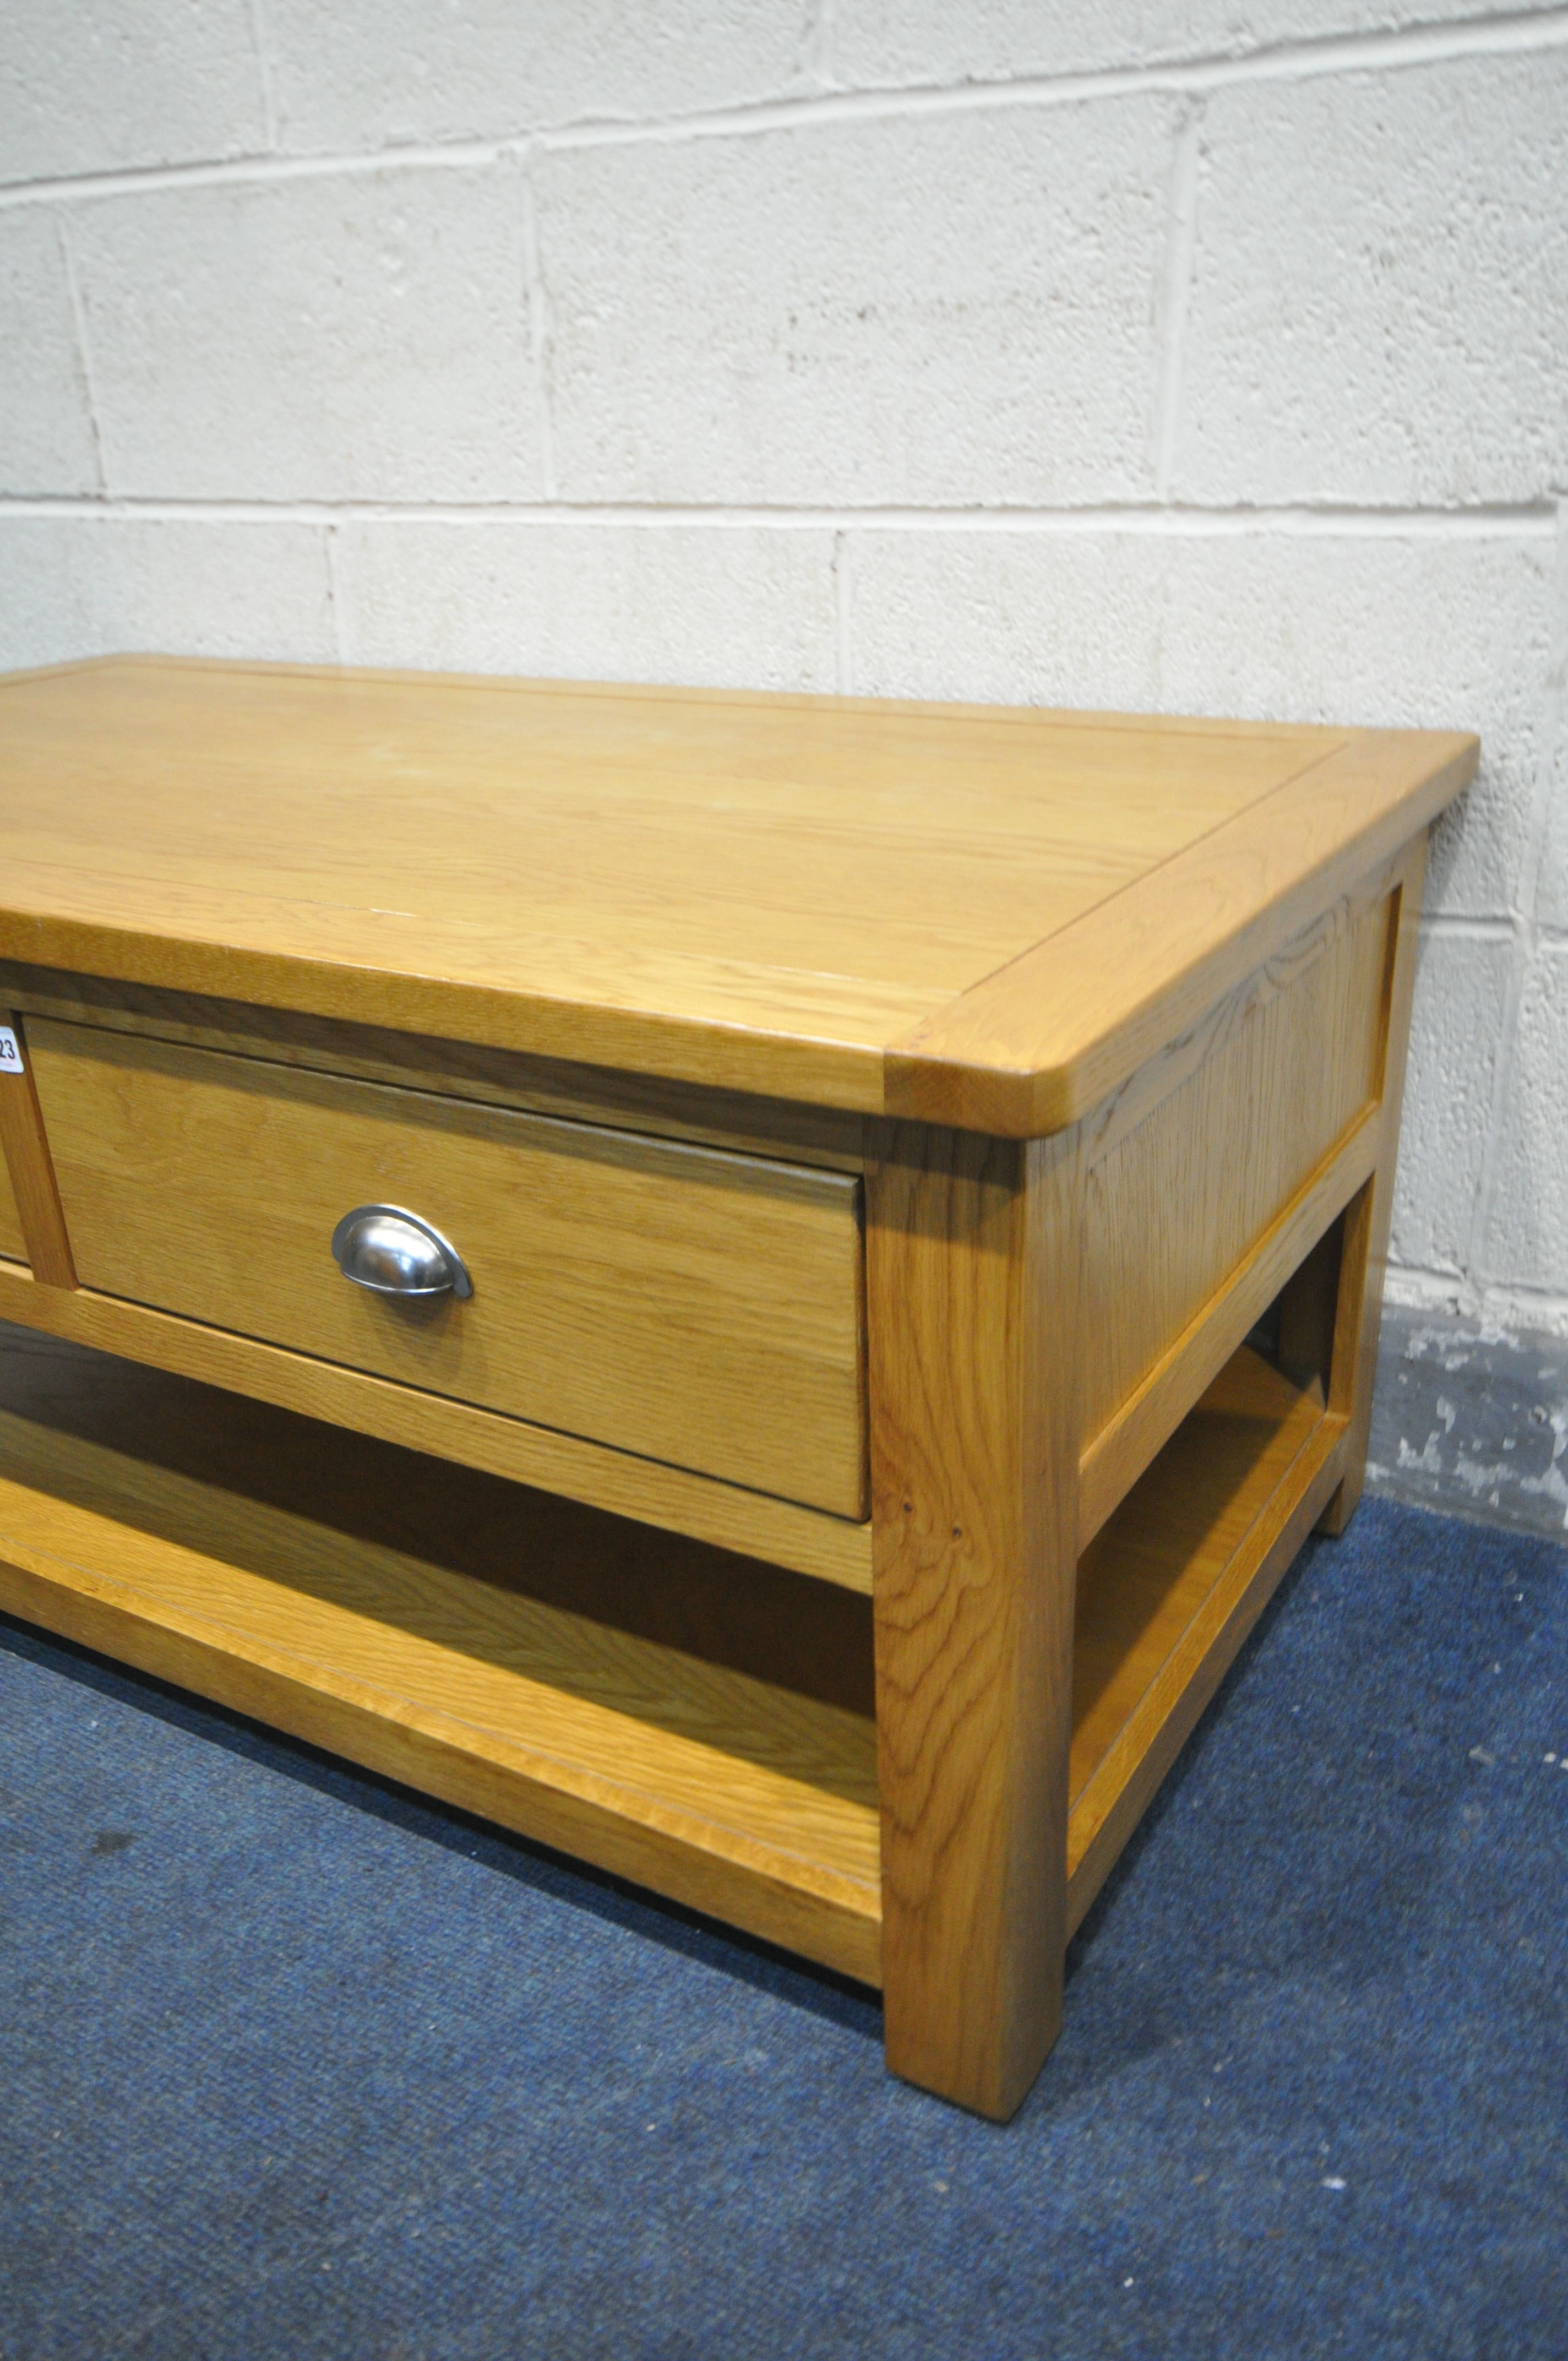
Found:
[330,1205,473,1300]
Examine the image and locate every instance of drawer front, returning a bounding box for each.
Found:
[28,1021,867,1517]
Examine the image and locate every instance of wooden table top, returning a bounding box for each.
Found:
[0,656,1474,1134]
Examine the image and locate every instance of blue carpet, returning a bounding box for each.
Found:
[2,1494,1565,2360]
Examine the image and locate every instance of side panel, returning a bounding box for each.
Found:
[1078,877,1396,1523]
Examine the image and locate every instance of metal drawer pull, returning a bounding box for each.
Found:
[330,1205,473,1299]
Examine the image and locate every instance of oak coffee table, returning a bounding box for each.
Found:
[0,657,1474,2118]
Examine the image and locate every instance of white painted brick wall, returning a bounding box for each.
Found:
[0,0,263,180]
[1487,943,1568,1301]
[73,171,542,500]
[2,0,1565,1333]
[334,520,839,688]
[1173,57,1568,506]
[1389,932,1514,1278]
[263,2,817,154]
[0,515,335,669]
[540,103,1177,503]
[1,212,100,491]
[832,0,1564,85]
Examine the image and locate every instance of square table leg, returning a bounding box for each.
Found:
[866,1120,1083,2120]
[1319,834,1427,1536]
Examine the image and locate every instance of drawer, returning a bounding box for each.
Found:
[26,1020,868,1517]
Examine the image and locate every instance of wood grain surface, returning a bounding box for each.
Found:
[0,959,868,1174]
[0,657,1474,1134]
[1068,1348,1348,1932]
[0,1334,883,1982]
[0,1326,878,1710]
[0,1272,874,1591]
[867,1120,1082,2120]
[1079,887,1389,1443]
[0,1133,28,1266]
[1317,835,1428,1533]
[0,1012,75,1287]
[888,736,1474,1134]
[28,1018,867,1517]
[0,653,1458,2109]
[0,1315,1363,2011]
[1077,1107,1379,1551]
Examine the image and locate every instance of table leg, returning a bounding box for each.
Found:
[865,1120,1082,2120]
[1319,835,1427,1535]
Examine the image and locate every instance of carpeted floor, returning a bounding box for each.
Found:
[2,1493,1565,2361]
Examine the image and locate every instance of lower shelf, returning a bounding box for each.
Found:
[0,1326,884,1982]
[1068,1347,1347,1930]
[0,1326,1346,1986]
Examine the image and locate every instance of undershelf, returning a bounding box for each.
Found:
[0,1329,1345,1988]
[0,1330,882,1984]
[1067,1344,1346,1931]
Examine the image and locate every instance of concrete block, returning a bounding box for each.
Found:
[845,531,1165,708]
[334,521,837,692]
[1520,509,1566,936]
[0,0,264,182]
[1152,531,1557,922]
[74,168,541,501]
[833,0,1558,88]
[1481,944,1568,1296]
[1174,54,1568,504]
[0,515,335,673]
[266,0,811,154]
[541,100,1174,504]
[0,213,99,493]
[1532,740,1568,937]
[1389,932,1512,1277]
